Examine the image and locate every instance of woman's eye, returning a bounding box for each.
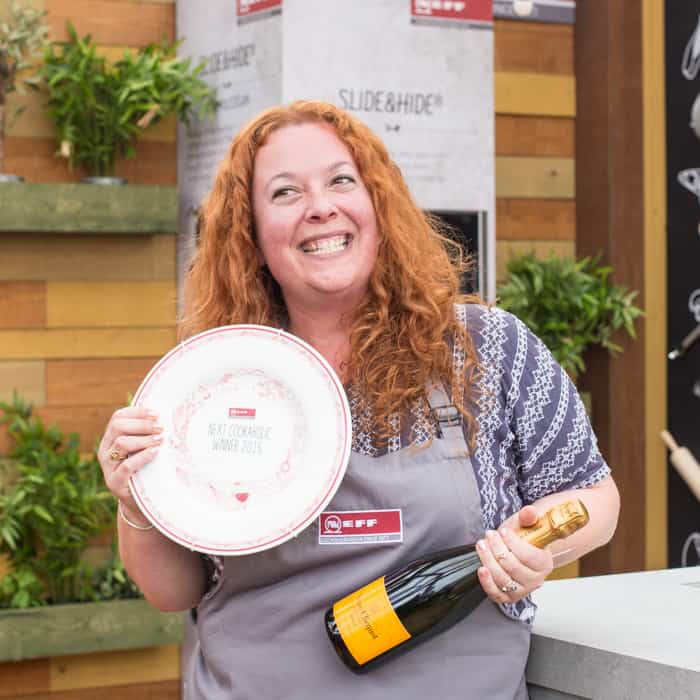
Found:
[272,187,296,199]
[332,174,355,186]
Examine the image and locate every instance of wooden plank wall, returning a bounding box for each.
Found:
[494,19,576,281]
[0,646,181,699]
[0,7,576,698]
[0,2,180,698]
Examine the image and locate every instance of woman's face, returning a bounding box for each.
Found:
[252,122,379,315]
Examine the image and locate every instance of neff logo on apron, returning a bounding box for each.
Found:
[318,510,403,545]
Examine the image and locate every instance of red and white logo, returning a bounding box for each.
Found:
[411,0,493,24]
[319,509,403,544]
[228,407,256,419]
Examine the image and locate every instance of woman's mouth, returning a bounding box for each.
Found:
[300,234,352,255]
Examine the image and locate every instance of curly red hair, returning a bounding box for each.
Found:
[181,100,484,447]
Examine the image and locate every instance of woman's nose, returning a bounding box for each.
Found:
[305,191,338,222]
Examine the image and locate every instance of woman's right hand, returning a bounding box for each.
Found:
[97,407,163,512]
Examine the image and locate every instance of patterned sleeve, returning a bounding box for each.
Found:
[499,309,612,503]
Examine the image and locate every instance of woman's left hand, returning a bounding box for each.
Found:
[475,505,553,605]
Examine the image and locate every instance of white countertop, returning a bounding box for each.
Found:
[527,567,700,699]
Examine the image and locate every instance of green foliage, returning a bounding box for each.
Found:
[0,393,140,608]
[496,253,644,379]
[0,0,48,103]
[38,21,218,176]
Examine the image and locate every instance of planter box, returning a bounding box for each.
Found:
[0,599,184,662]
[0,183,178,234]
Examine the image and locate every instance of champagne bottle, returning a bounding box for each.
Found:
[324,500,589,673]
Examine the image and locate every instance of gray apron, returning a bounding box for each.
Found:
[184,386,530,699]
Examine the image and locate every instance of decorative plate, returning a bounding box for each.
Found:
[129,325,351,555]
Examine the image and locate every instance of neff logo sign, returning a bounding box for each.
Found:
[322,515,379,533]
[338,89,443,116]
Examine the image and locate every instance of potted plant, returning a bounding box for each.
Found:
[496,252,644,381]
[0,394,183,661]
[0,0,48,182]
[38,22,218,183]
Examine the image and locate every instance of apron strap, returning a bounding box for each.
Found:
[426,383,464,443]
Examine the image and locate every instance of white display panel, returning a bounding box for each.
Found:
[175,1,282,301]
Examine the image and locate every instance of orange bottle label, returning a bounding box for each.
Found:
[333,576,411,665]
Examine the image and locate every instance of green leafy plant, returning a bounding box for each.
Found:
[497,253,644,379]
[0,393,139,608]
[0,0,49,172]
[38,21,218,177]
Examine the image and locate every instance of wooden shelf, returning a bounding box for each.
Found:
[0,184,178,234]
[0,599,184,662]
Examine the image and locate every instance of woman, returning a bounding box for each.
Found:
[98,101,620,699]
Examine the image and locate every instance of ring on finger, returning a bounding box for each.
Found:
[495,549,509,562]
[109,447,125,462]
[500,578,520,594]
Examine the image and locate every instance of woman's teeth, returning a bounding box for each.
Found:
[301,234,351,254]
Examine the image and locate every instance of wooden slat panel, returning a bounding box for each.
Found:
[47,282,176,328]
[46,358,159,406]
[495,240,575,284]
[576,0,647,577]
[4,137,176,184]
[496,115,575,157]
[495,72,576,117]
[0,328,176,360]
[4,136,82,183]
[27,679,181,700]
[642,0,668,570]
[35,404,116,450]
[496,157,575,199]
[46,0,174,46]
[0,658,50,697]
[50,644,179,691]
[0,361,46,405]
[0,554,10,580]
[113,141,177,186]
[134,114,177,143]
[0,234,175,282]
[547,560,579,581]
[0,282,46,328]
[495,19,574,75]
[6,87,55,140]
[496,199,575,241]
[0,428,11,456]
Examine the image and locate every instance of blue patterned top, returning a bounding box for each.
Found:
[349,303,611,622]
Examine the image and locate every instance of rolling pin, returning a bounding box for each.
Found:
[660,430,700,504]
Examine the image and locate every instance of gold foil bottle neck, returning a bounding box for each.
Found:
[517,500,590,548]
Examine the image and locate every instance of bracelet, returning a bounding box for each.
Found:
[118,500,154,531]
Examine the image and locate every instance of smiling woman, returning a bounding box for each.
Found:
[251,122,379,356]
[95,100,620,700]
